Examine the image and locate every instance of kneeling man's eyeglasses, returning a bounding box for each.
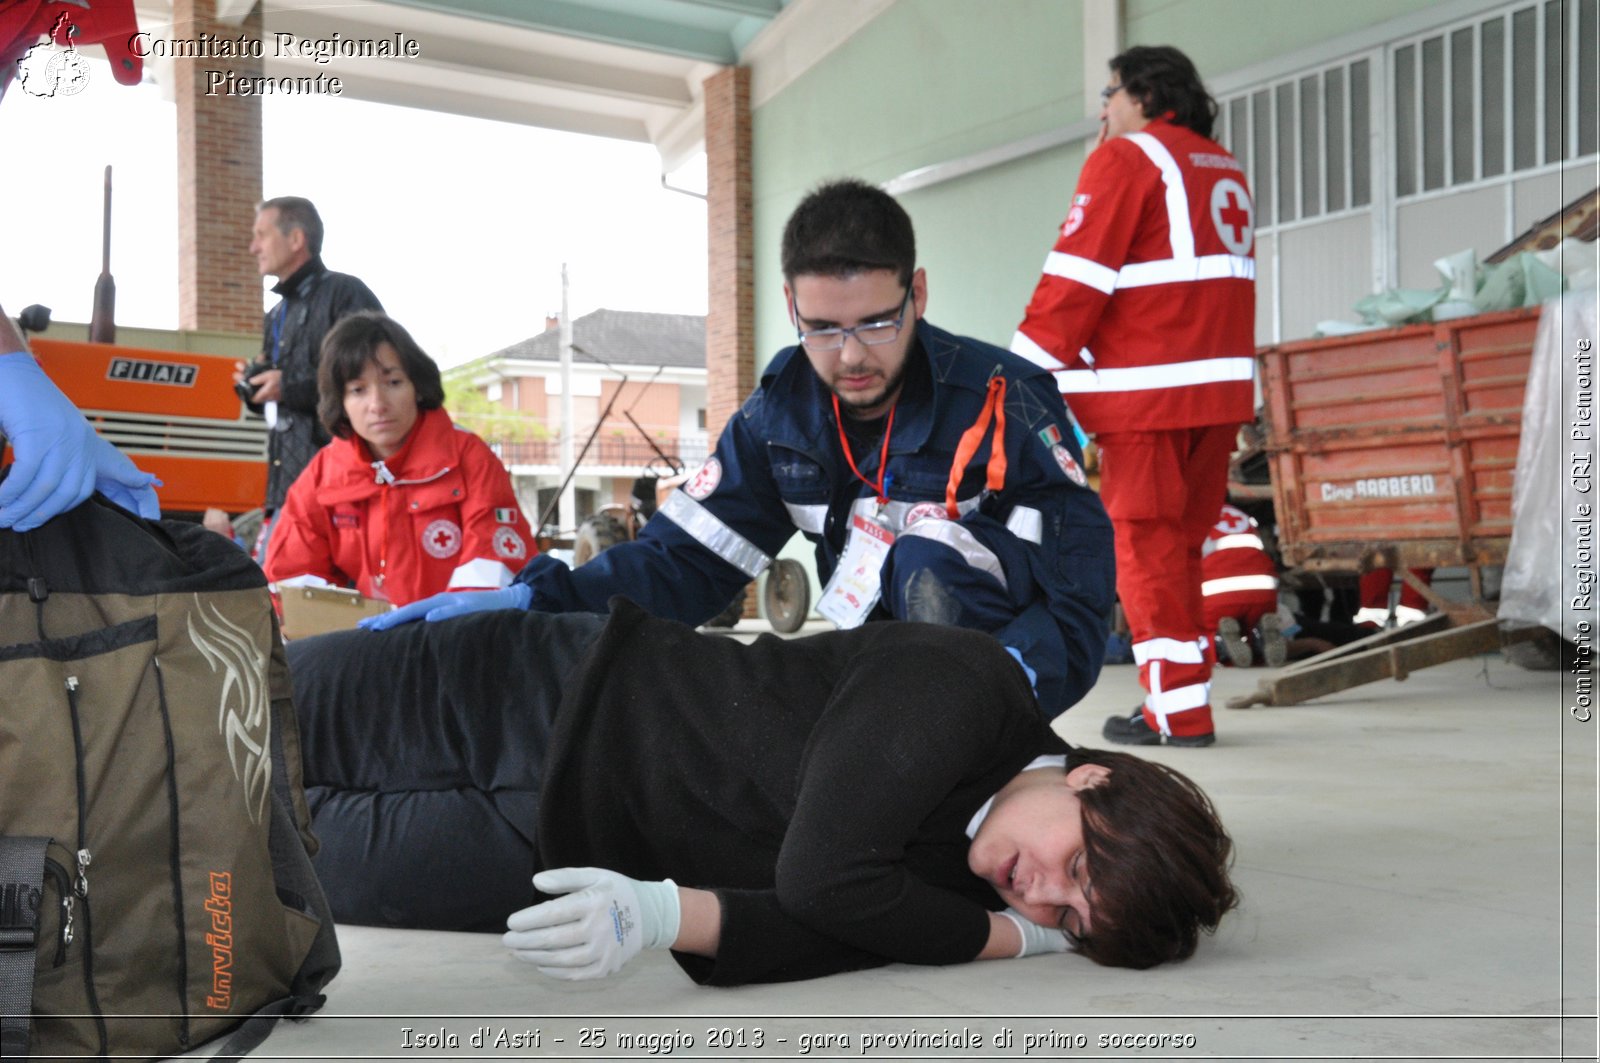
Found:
[793,289,913,352]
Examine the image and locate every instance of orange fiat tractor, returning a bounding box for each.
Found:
[13,321,267,520]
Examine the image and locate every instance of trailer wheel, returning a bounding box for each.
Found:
[573,513,627,566]
[764,559,810,634]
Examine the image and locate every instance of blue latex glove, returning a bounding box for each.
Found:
[0,352,161,531]
[358,582,532,630]
[1004,646,1039,693]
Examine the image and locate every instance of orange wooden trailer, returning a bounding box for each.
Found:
[1234,306,1549,706]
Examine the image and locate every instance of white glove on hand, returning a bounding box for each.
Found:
[1000,908,1073,958]
[503,867,681,981]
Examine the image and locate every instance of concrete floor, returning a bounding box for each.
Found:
[246,630,1596,1062]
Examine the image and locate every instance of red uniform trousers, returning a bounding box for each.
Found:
[1202,587,1278,633]
[1098,423,1238,738]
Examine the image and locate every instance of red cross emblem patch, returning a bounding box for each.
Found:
[493,526,527,560]
[421,518,463,559]
[1052,445,1088,487]
[684,457,722,500]
[1210,177,1254,256]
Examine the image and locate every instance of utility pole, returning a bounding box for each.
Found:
[558,263,576,536]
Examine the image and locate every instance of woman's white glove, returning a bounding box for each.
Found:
[503,867,681,980]
[1000,908,1073,958]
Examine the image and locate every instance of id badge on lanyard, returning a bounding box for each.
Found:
[817,496,896,629]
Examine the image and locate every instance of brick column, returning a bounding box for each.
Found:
[702,66,755,441]
[174,0,263,333]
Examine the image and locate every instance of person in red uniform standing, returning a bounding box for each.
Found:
[1201,502,1283,668]
[1012,46,1256,747]
[266,311,535,608]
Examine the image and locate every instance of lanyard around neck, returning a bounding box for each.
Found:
[270,303,286,364]
[945,376,1008,518]
[832,393,896,505]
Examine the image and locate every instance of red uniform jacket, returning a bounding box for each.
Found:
[1013,117,1257,432]
[266,407,535,606]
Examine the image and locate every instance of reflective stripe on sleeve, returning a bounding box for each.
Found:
[1056,356,1255,394]
[658,491,772,578]
[886,494,979,530]
[1118,254,1255,288]
[1011,329,1096,373]
[898,518,1008,590]
[1201,573,1279,597]
[783,500,828,535]
[1004,505,1043,545]
[1043,251,1118,293]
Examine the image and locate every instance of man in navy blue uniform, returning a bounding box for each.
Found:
[372,180,1114,717]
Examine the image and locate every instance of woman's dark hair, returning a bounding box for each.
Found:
[781,178,916,288]
[1110,45,1219,138]
[317,311,445,439]
[1067,747,1239,968]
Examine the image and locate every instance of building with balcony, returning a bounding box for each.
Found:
[446,309,708,535]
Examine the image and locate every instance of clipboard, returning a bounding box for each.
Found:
[276,585,391,640]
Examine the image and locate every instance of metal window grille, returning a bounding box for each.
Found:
[1391,0,1597,199]
[1218,58,1374,231]
[1217,0,1597,231]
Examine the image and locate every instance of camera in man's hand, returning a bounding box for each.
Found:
[234,360,271,405]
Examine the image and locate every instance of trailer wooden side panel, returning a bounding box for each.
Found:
[1261,306,1539,572]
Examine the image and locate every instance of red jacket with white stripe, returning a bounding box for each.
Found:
[265,406,536,607]
[1012,117,1257,432]
[1201,503,1278,611]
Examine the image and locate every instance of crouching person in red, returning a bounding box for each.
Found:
[265,311,535,607]
[1202,503,1285,668]
[286,601,1238,983]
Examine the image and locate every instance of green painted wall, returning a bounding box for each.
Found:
[1123,0,1445,73]
[752,0,1086,360]
[749,0,1467,363]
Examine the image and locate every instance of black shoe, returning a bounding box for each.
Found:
[1102,707,1216,747]
[1217,617,1253,668]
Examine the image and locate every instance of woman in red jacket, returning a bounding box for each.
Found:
[265,311,535,607]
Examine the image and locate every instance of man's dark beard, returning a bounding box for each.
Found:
[834,358,909,419]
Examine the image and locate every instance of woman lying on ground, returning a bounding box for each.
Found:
[287,600,1237,984]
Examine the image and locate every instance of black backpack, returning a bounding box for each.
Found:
[0,493,339,1060]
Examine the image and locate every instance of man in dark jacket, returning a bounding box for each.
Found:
[288,602,1237,985]
[368,180,1114,719]
[235,196,381,554]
